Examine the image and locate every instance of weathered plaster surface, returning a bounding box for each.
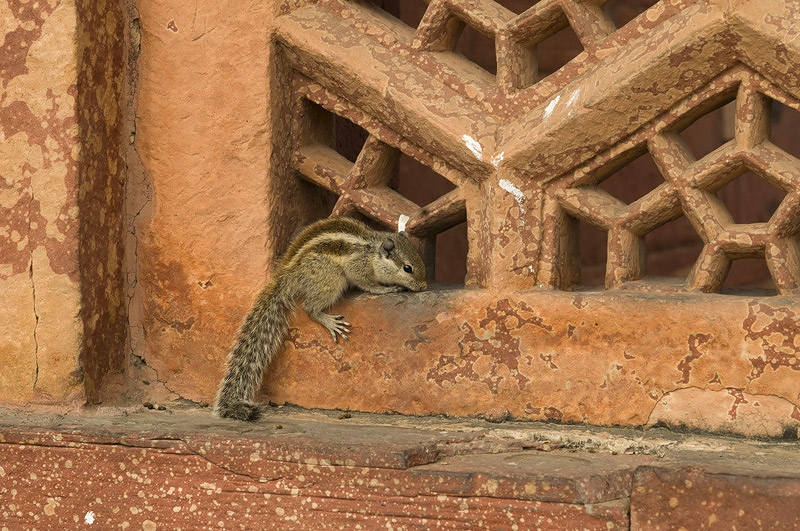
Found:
[0,0,127,403]
[75,0,127,401]
[0,0,83,402]
[130,0,277,400]
[0,273,36,399]
[648,387,800,438]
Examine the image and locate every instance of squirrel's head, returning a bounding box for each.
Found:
[375,232,427,292]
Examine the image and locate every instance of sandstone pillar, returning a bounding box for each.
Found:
[0,0,126,403]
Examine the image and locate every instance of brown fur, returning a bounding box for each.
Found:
[214,217,427,422]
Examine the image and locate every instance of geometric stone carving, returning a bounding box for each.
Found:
[279,1,800,295]
[543,72,800,294]
[109,0,800,435]
[718,171,786,224]
[294,98,467,241]
[498,0,599,91]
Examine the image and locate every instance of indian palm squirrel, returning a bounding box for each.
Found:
[214,216,428,421]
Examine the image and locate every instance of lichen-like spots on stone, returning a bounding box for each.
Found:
[742,302,800,381]
[427,299,552,393]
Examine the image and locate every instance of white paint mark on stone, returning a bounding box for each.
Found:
[462,134,483,160]
[565,88,582,117]
[397,214,409,232]
[499,179,527,215]
[490,151,505,168]
[84,511,95,525]
[566,88,581,107]
[543,95,560,120]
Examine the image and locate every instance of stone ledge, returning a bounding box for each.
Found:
[254,289,800,438]
[1,406,799,529]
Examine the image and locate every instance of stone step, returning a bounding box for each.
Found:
[0,406,798,529]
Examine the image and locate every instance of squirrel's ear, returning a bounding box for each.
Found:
[380,237,395,258]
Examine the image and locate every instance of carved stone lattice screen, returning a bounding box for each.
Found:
[263,0,800,437]
[544,72,800,294]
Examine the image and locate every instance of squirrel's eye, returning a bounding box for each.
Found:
[403,264,413,274]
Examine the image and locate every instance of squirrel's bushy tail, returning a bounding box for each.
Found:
[214,278,293,422]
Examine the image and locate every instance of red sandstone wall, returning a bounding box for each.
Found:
[0,0,126,404]
[75,0,128,401]
[1,0,83,402]
[122,0,800,438]
[3,0,800,440]
[127,0,278,401]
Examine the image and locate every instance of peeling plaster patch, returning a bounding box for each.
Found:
[499,179,526,215]
[742,302,800,381]
[727,388,747,420]
[543,95,560,120]
[461,134,483,160]
[427,299,553,393]
[677,333,711,384]
[490,151,505,168]
[397,214,409,233]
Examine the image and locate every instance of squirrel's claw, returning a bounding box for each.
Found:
[316,312,351,343]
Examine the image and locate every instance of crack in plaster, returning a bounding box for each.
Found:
[156,376,195,404]
[130,350,177,396]
[121,167,198,406]
[27,190,39,390]
[30,265,39,390]
[130,345,203,406]
[119,1,185,405]
[121,41,195,403]
[123,127,156,397]
[645,386,706,428]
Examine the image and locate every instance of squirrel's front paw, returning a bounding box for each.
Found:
[314,312,351,342]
